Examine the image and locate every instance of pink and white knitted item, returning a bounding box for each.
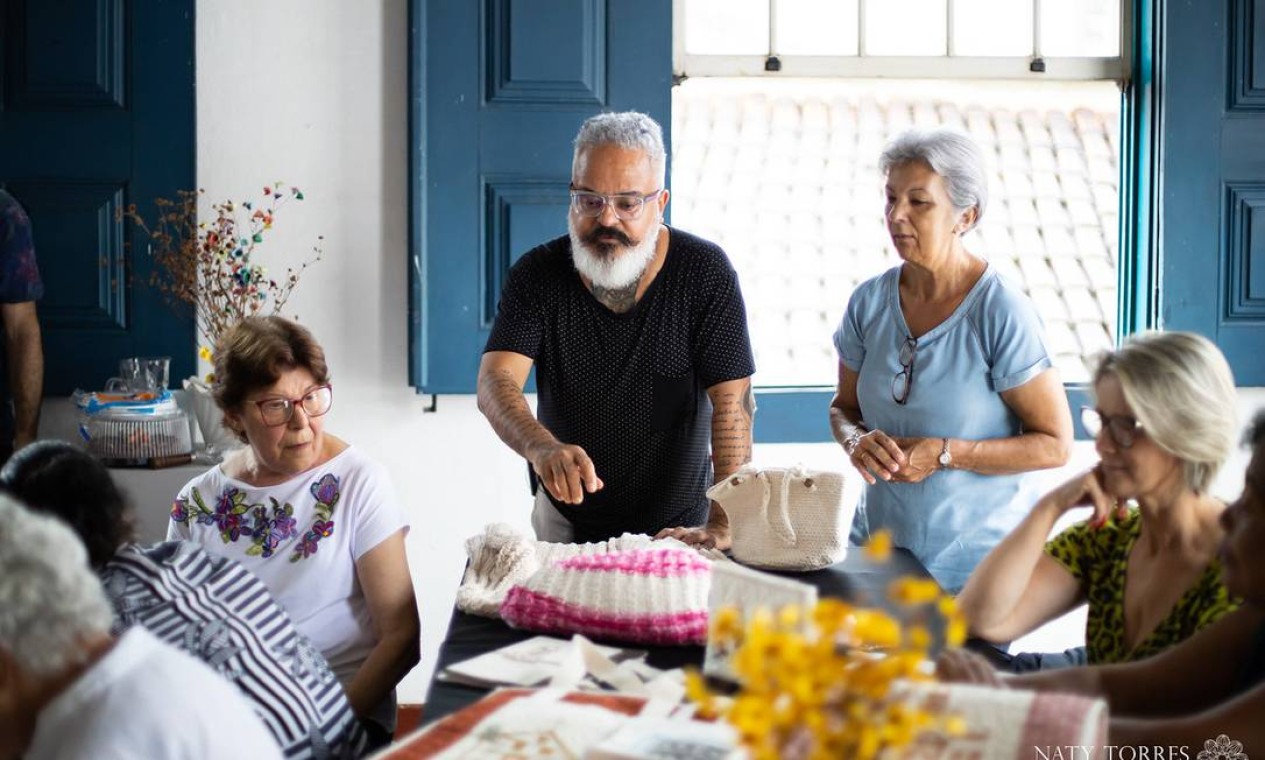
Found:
[500,547,712,645]
[456,523,724,618]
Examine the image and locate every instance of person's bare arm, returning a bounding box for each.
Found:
[939,608,1263,719]
[955,507,1084,642]
[476,351,602,504]
[656,376,754,550]
[1110,682,1265,751]
[344,531,420,720]
[707,376,754,484]
[889,368,1072,483]
[1,301,41,448]
[957,468,1124,641]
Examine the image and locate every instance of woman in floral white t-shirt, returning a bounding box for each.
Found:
[170,316,419,750]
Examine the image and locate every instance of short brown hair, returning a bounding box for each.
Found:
[214,317,330,435]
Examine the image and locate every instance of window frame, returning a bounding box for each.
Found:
[668,0,1146,442]
[673,0,1132,83]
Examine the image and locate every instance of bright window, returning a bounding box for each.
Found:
[671,1,1127,390]
[675,0,1127,79]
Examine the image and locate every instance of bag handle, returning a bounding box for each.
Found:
[764,465,822,548]
[761,468,794,547]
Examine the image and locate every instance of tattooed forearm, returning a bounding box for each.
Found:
[476,368,559,458]
[708,378,754,483]
[591,280,640,314]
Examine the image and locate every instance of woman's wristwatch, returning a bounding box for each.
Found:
[938,438,953,469]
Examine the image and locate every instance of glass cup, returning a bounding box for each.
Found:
[105,356,170,394]
[139,356,171,391]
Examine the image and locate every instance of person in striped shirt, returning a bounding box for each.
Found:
[0,440,368,759]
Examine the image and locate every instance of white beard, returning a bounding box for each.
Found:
[568,218,659,290]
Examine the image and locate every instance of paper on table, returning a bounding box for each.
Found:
[583,715,745,760]
[427,688,632,759]
[438,635,647,690]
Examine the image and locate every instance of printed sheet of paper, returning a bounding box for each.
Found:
[439,635,645,689]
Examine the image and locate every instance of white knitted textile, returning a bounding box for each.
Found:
[500,546,713,645]
[707,464,854,570]
[456,523,722,618]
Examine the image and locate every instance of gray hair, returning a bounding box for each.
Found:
[879,127,989,231]
[572,111,666,185]
[0,494,113,677]
[1095,331,1238,494]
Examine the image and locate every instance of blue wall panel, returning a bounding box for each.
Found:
[411,0,672,394]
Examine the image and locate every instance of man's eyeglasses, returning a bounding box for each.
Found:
[254,385,333,427]
[1080,406,1143,449]
[892,336,917,405]
[569,189,663,221]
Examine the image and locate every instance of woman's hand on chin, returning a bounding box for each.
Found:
[1042,466,1128,529]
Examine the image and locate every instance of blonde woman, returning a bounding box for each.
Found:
[957,331,1240,666]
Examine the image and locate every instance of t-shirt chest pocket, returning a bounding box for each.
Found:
[651,370,697,432]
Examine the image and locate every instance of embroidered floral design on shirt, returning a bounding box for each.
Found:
[170,474,341,563]
[172,488,250,543]
[247,498,298,559]
[290,474,340,562]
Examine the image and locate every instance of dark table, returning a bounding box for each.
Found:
[424,548,940,725]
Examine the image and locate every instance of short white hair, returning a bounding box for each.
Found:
[1095,331,1238,494]
[879,127,989,231]
[0,494,113,676]
[572,111,666,185]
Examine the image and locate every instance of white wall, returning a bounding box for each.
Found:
[194,0,535,704]
[171,0,1265,704]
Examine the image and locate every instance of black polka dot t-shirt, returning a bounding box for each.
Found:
[484,228,755,542]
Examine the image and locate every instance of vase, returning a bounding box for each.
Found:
[183,377,241,459]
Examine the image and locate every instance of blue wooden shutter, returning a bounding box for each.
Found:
[1,0,196,393]
[409,0,673,393]
[1159,0,1265,382]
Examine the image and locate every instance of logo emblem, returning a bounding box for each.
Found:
[1198,735,1248,760]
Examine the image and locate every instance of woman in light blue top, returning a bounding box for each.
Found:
[829,128,1073,592]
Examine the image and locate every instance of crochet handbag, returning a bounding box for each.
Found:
[500,546,712,646]
[707,464,853,571]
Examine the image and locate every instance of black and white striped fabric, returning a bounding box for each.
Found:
[100,541,368,759]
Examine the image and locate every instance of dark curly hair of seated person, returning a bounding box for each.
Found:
[0,440,136,568]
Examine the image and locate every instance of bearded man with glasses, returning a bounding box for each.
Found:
[478,111,755,550]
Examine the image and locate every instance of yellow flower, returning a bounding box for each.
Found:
[777,604,803,631]
[906,624,932,651]
[198,345,214,362]
[864,529,893,561]
[888,577,941,606]
[683,669,718,719]
[687,585,967,758]
[710,606,743,645]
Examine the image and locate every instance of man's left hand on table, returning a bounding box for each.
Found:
[655,524,731,551]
